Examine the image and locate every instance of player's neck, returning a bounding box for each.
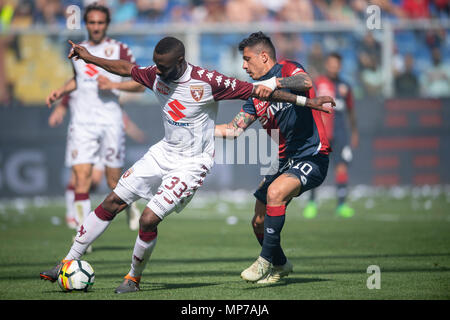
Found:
[88,36,107,46]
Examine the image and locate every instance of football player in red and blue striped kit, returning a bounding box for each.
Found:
[216,32,333,284]
[303,52,359,219]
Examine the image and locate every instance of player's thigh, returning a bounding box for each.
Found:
[283,154,329,198]
[68,124,101,166]
[253,173,281,205]
[114,150,164,206]
[266,173,302,205]
[147,161,211,221]
[100,124,125,169]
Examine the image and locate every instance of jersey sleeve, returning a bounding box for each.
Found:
[131,65,157,90]
[119,42,136,65]
[61,94,70,108]
[191,67,254,101]
[241,97,257,116]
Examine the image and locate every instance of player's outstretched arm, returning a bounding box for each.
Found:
[68,40,134,77]
[276,73,313,92]
[97,75,145,92]
[215,111,257,139]
[252,82,335,114]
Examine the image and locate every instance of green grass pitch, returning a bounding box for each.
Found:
[0,187,449,300]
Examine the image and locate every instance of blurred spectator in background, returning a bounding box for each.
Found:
[259,0,286,20]
[192,0,227,22]
[168,0,192,23]
[359,54,383,96]
[358,32,381,66]
[112,0,138,25]
[328,0,357,22]
[420,47,450,97]
[425,27,446,51]
[225,0,267,23]
[350,0,369,21]
[402,0,430,19]
[276,0,314,23]
[273,32,303,61]
[7,0,33,28]
[395,53,419,96]
[307,42,326,80]
[312,0,331,20]
[34,0,65,26]
[357,32,383,96]
[429,0,450,20]
[136,0,168,24]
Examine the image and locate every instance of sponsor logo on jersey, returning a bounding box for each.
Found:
[104,46,115,57]
[85,64,99,77]
[167,100,186,121]
[156,80,170,95]
[190,85,204,102]
[167,119,191,127]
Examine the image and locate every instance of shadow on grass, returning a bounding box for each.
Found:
[242,277,330,290]
[6,251,448,269]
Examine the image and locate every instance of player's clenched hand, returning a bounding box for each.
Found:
[46,89,61,108]
[68,40,90,61]
[97,75,115,90]
[253,84,273,100]
[305,96,336,114]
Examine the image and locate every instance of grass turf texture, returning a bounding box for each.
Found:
[0,188,449,300]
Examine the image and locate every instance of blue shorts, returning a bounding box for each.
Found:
[254,153,329,205]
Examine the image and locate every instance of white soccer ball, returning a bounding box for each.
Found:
[57,260,95,292]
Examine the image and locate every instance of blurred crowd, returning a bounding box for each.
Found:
[0,0,449,28]
[0,0,449,106]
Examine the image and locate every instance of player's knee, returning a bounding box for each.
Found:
[266,185,285,204]
[139,208,160,232]
[102,192,127,215]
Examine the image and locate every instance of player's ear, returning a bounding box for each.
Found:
[261,51,269,63]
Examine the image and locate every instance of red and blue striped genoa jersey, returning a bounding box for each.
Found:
[241,60,331,160]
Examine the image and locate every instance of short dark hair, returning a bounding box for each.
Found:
[327,52,342,62]
[238,32,276,60]
[154,36,185,57]
[83,2,111,24]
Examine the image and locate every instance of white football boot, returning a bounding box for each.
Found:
[241,256,271,282]
[257,259,293,284]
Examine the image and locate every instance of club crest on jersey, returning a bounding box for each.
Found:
[190,85,204,102]
[156,81,170,95]
[104,46,114,57]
